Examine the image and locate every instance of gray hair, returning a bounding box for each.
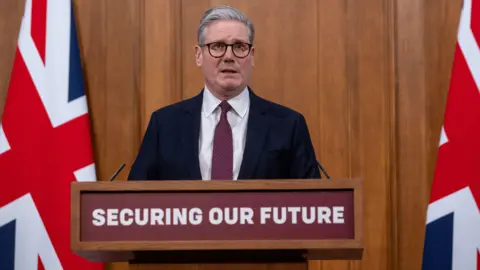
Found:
[197,6,255,45]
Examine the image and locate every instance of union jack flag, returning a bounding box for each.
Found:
[0,0,102,269]
[421,0,480,269]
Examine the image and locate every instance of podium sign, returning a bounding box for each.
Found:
[71,179,363,263]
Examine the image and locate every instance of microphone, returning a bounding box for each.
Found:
[316,160,330,179]
[109,163,125,181]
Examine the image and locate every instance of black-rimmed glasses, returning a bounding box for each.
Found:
[200,42,253,58]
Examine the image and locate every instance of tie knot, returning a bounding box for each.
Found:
[219,101,231,114]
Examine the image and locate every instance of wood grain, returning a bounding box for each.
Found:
[142,0,182,130]
[395,0,462,270]
[72,178,360,191]
[395,0,429,269]
[74,240,362,253]
[314,0,351,269]
[74,0,108,180]
[74,3,130,269]
[317,0,349,179]
[104,0,141,182]
[70,177,81,251]
[181,0,210,99]
[350,0,394,269]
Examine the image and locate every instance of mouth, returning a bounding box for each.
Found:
[220,69,238,74]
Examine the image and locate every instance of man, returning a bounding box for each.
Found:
[128,5,321,180]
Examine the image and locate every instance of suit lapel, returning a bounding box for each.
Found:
[238,91,268,179]
[181,91,203,180]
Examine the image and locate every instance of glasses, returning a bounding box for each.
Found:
[200,42,253,58]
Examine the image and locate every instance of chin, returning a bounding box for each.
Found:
[219,82,242,92]
[225,86,242,92]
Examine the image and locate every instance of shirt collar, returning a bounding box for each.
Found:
[202,86,250,118]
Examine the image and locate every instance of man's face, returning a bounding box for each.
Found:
[195,20,254,96]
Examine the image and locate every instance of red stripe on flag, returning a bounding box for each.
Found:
[38,257,45,270]
[429,44,480,208]
[31,0,47,64]
[473,0,480,46]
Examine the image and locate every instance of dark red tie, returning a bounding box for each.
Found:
[211,101,233,180]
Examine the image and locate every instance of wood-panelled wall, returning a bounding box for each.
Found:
[0,0,463,270]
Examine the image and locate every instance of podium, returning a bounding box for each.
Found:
[71,179,363,269]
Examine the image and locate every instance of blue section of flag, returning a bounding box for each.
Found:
[422,213,454,270]
[68,5,85,102]
[0,220,16,270]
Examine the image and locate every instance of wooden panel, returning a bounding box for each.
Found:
[73,178,361,191]
[395,0,429,269]
[106,4,142,268]
[349,0,394,270]
[395,0,462,270]
[316,0,349,178]
[242,0,319,123]
[423,0,462,186]
[142,0,182,130]
[0,0,24,119]
[74,0,108,180]
[181,0,210,99]
[313,1,350,270]
[103,0,141,182]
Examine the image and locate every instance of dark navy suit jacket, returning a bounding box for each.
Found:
[127,89,320,180]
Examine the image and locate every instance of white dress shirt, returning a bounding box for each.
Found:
[199,87,250,180]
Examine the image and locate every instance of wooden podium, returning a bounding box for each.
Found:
[71,179,363,269]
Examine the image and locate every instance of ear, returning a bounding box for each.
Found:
[195,45,203,67]
[250,46,255,67]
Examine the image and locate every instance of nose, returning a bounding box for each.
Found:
[223,46,234,60]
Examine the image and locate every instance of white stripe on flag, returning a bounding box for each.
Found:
[458,0,480,94]
[439,126,448,147]
[0,124,11,155]
[74,163,97,182]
